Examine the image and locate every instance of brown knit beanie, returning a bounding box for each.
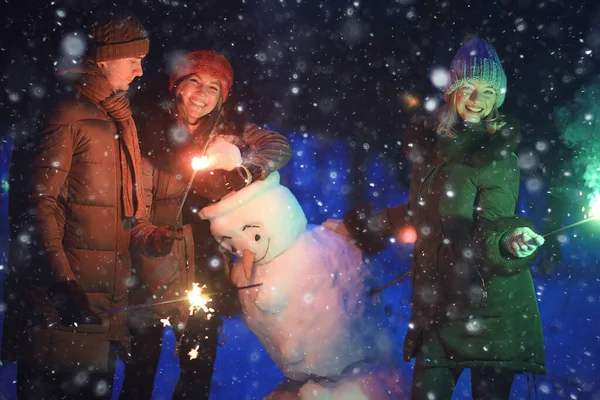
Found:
[169,50,234,103]
[90,9,149,62]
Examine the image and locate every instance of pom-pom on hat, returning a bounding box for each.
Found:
[169,50,234,103]
[89,9,149,62]
[445,39,507,108]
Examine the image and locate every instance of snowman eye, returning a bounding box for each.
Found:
[255,234,261,241]
[231,246,237,253]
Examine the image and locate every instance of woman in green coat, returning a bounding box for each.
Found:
[325,39,546,400]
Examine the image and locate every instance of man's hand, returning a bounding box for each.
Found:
[47,280,102,326]
[149,225,184,256]
[502,227,545,258]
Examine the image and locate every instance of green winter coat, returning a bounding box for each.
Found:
[347,116,545,374]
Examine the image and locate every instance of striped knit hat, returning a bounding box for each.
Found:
[445,39,507,108]
[169,50,234,103]
[90,9,149,62]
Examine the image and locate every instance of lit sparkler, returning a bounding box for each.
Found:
[179,283,214,360]
[544,190,600,238]
[187,282,214,318]
[188,345,200,360]
[172,156,210,225]
[102,283,263,315]
[160,318,171,327]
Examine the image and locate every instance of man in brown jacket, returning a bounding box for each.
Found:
[2,9,179,399]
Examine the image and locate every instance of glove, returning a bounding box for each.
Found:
[341,204,388,254]
[47,280,102,326]
[322,219,352,238]
[198,167,252,202]
[148,225,184,256]
[501,227,545,258]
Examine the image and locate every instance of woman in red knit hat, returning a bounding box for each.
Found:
[121,50,292,399]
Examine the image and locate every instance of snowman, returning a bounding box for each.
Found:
[199,140,405,399]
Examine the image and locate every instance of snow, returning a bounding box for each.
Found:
[2,1,600,398]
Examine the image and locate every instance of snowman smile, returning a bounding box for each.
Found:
[254,238,271,264]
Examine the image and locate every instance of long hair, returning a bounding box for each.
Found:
[432,91,506,138]
[171,79,245,141]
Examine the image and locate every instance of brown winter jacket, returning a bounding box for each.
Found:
[2,93,153,372]
[346,116,545,374]
[128,106,292,329]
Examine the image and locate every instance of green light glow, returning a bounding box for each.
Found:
[555,77,600,216]
[586,191,600,218]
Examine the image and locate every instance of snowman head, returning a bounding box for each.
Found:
[205,138,242,171]
[198,172,307,264]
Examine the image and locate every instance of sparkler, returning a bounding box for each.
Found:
[101,281,263,359]
[369,271,410,296]
[101,283,263,314]
[187,282,214,318]
[543,190,600,238]
[370,190,600,296]
[542,216,600,237]
[188,345,200,360]
[176,283,213,360]
[172,156,210,226]
[171,103,225,227]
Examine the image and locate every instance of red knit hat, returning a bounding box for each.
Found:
[169,50,234,103]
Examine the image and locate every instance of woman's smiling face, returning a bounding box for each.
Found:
[454,81,497,123]
[175,73,221,125]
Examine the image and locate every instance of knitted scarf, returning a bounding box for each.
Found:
[69,61,148,219]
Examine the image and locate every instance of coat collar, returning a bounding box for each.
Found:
[407,115,521,169]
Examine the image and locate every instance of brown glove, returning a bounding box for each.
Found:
[47,280,102,326]
[148,225,184,256]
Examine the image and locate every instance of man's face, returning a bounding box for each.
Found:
[454,81,497,123]
[98,56,145,92]
[175,73,221,125]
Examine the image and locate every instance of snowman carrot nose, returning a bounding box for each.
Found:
[242,249,255,280]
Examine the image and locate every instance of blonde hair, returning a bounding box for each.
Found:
[433,91,506,138]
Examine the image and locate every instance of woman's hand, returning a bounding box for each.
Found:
[502,227,545,258]
[322,219,352,238]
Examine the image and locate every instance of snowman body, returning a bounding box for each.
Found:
[230,224,389,381]
[199,153,404,398]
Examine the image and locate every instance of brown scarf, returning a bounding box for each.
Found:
[69,61,148,219]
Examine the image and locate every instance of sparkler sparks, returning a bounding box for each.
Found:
[172,156,210,226]
[192,156,209,171]
[183,283,214,360]
[543,190,600,238]
[188,345,200,360]
[160,318,171,327]
[187,282,214,318]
